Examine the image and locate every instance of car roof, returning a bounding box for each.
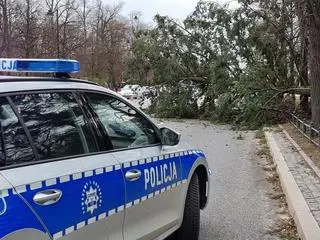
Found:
[0,76,114,95]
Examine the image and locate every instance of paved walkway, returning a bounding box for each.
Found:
[162,120,281,240]
[273,132,320,226]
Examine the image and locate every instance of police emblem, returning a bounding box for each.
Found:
[81,181,102,215]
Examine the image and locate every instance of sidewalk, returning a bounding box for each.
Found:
[266,130,320,240]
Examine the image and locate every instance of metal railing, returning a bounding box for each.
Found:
[290,114,320,147]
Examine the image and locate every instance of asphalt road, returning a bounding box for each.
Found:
[159,119,280,240]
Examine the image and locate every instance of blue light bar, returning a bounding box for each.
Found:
[0,58,80,73]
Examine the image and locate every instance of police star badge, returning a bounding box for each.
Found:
[81,181,103,215]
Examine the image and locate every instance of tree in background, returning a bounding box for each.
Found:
[307,0,320,126]
[0,0,130,87]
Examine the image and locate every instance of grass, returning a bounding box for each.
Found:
[255,128,265,138]
[282,123,320,171]
[257,132,299,240]
[257,135,271,158]
[280,234,299,240]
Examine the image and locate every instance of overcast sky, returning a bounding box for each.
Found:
[120,0,239,23]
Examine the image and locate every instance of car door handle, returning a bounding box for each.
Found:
[33,189,62,206]
[125,169,142,181]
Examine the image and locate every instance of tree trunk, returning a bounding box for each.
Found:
[26,0,31,58]
[1,0,9,57]
[308,1,320,126]
[297,0,309,115]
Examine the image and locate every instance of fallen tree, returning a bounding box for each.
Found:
[126,1,312,128]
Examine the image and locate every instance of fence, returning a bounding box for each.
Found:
[290,114,320,147]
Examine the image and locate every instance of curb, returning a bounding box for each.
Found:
[265,132,320,240]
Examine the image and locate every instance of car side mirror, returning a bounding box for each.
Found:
[160,127,181,146]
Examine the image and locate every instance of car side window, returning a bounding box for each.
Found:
[0,92,99,166]
[85,93,160,149]
[0,97,35,166]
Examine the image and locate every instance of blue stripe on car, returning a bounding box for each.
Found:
[0,150,204,239]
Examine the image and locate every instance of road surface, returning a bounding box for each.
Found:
[159,119,280,240]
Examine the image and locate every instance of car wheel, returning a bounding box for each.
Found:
[176,173,200,240]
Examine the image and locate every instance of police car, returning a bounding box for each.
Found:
[0,59,210,240]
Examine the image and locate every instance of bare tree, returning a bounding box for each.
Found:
[297,0,309,114]
[307,0,320,126]
[0,0,15,56]
[88,1,126,81]
[0,0,130,86]
[15,0,40,58]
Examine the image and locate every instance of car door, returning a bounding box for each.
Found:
[84,91,185,240]
[0,92,125,240]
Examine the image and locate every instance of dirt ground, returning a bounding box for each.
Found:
[282,123,320,170]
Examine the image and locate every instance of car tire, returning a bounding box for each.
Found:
[176,173,200,240]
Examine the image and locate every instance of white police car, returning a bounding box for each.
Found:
[0,59,210,240]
